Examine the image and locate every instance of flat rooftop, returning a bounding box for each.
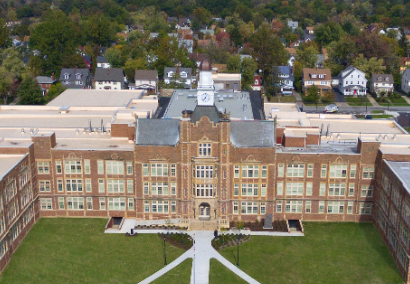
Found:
[47,89,145,107]
[0,154,26,180]
[385,160,410,194]
[309,118,404,134]
[163,89,254,120]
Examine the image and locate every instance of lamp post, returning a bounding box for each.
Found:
[163,236,167,266]
[237,234,240,266]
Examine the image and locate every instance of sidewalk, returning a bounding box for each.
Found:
[401,95,410,104]
[367,94,379,107]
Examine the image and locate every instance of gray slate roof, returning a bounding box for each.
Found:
[59,68,90,81]
[191,105,223,124]
[135,70,158,81]
[36,76,56,84]
[94,68,125,82]
[230,121,275,148]
[135,119,180,146]
[371,73,393,83]
[97,56,109,63]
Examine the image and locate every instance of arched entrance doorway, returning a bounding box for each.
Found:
[198,202,211,220]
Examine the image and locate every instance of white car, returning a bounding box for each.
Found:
[324,104,338,113]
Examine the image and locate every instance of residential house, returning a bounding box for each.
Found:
[400,57,410,73]
[130,70,158,94]
[97,56,111,68]
[273,66,294,95]
[179,36,194,53]
[285,48,296,66]
[302,68,332,94]
[271,19,284,32]
[212,73,241,91]
[306,27,314,34]
[59,68,92,89]
[315,54,325,68]
[36,75,57,95]
[189,53,206,67]
[176,17,190,29]
[252,75,262,91]
[83,55,92,71]
[338,66,367,96]
[164,67,193,88]
[94,68,126,90]
[401,69,410,93]
[370,74,394,95]
[287,20,298,31]
[200,26,214,35]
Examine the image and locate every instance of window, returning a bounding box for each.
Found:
[40,198,52,210]
[143,164,149,176]
[286,182,304,196]
[261,184,267,197]
[234,165,239,178]
[37,162,50,174]
[277,182,283,195]
[171,183,176,195]
[287,164,305,177]
[171,201,176,213]
[327,201,344,214]
[39,180,51,192]
[329,165,347,178]
[400,223,409,247]
[108,197,126,210]
[87,197,93,210]
[151,163,168,176]
[262,166,267,178]
[85,179,92,192]
[195,165,213,178]
[361,185,373,197]
[127,180,133,193]
[347,202,353,214]
[307,164,313,177]
[305,201,311,213]
[66,179,83,192]
[241,202,259,214]
[171,164,176,176]
[143,182,149,195]
[106,161,124,175]
[242,165,259,178]
[65,160,82,174]
[67,197,84,210]
[349,165,356,178]
[320,183,326,196]
[233,201,239,214]
[151,182,169,195]
[98,179,105,192]
[261,202,266,214]
[84,160,90,174]
[328,183,346,196]
[126,162,133,175]
[128,198,134,210]
[321,165,327,178]
[234,184,239,196]
[151,200,169,213]
[58,197,65,209]
[276,200,282,212]
[199,143,212,156]
[403,201,410,225]
[348,183,355,196]
[144,201,150,212]
[97,160,104,174]
[99,198,106,210]
[107,179,125,193]
[278,164,284,177]
[241,184,259,196]
[319,201,325,213]
[362,167,374,179]
[360,203,372,215]
[285,200,303,213]
[195,184,213,197]
[56,161,62,174]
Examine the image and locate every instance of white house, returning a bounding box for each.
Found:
[273,66,294,95]
[370,74,394,95]
[130,70,158,94]
[164,67,193,88]
[97,56,111,68]
[401,69,410,93]
[94,68,126,90]
[338,66,367,96]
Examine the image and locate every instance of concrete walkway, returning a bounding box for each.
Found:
[401,95,410,104]
[367,94,379,106]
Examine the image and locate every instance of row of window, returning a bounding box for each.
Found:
[41,197,135,211]
[276,182,372,197]
[234,165,268,178]
[39,179,134,194]
[39,160,134,175]
[277,164,373,179]
[275,200,372,215]
[143,163,176,177]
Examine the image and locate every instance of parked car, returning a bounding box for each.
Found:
[324,104,338,113]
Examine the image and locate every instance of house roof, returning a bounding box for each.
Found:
[302,68,331,81]
[371,74,393,83]
[189,53,206,62]
[285,48,296,55]
[401,57,410,65]
[97,56,109,63]
[306,27,314,31]
[59,68,90,81]
[230,121,275,147]
[191,105,223,124]
[94,68,125,82]
[164,67,192,79]
[135,118,180,146]
[134,70,158,81]
[36,76,56,84]
[339,65,366,80]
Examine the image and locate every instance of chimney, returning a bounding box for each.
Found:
[51,72,55,81]
[89,119,92,132]
[107,68,110,75]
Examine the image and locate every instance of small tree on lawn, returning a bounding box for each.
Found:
[18,76,44,105]
[305,85,319,103]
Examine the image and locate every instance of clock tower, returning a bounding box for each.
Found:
[197,58,214,106]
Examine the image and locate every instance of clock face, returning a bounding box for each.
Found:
[201,93,210,102]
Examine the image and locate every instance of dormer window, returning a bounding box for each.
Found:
[318,74,325,79]
[378,77,382,81]
[180,71,187,78]
[75,73,82,80]
[254,80,258,85]
[64,73,70,80]
[311,74,317,78]
[385,77,389,81]
[168,71,174,78]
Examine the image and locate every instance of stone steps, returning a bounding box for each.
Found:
[189,220,218,231]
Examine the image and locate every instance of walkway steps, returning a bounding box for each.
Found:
[189,219,218,231]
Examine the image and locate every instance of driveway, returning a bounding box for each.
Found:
[332,87,346,103]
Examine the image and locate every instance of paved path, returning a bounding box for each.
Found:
[367,94,379,106]
[402,95,410,104]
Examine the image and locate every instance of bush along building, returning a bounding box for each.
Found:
[0,59,409,283]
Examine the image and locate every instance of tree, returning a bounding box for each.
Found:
[83,14,115,47]
[353,54,386,79]
[124,58,147,83]
[241,57,257,90]
[105,47,123,68]
[45,82,66,103]
[0,49,24,104]
[230,26,243,47]
[62,54,87,69]
[304,85,319,103]
[227,55,241,73]
[296,46,318,68]
[314,22,345,47]
[18,76,44,105]
[0,19,11,48]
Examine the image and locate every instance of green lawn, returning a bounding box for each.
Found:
[345,97,370,106]
[0,218,185,284]
[218,223,404,284]
[152,259,192,284]
[209,258,247,284]
[280,96,297,103]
